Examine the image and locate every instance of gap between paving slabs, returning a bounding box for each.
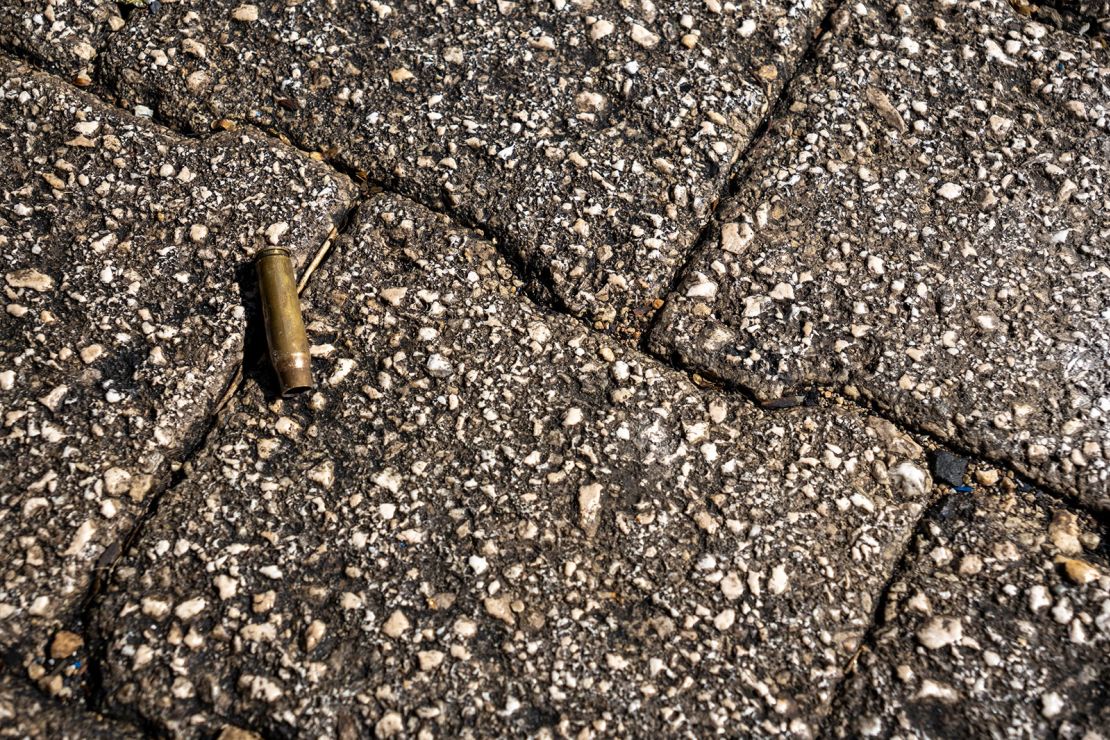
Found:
[57,16,1098,732]
[61,95,1098,740]
[646,0,1110,511]
[0,54,354,724]
[86,191,990,737]
[638,1,841,360]
[97,0,841,340]
[74,194,368,727]
[6,0,1101,732]
[246,0,1108,537]
[819,486,1108,738]
[15,0,840,353]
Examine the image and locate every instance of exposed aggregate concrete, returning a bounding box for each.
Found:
[0,1,122,80]
[1,0,1109,735]
[0,55,353,695]
[650,0,1110,509]
[92,193,940,737]
[826,489,1108,738]
[1037,1,1110,35]
[99,0,832,339]
[0,674,141,739]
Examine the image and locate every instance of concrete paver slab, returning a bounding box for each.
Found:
[650,0,1110,508]
[94,193,935,737]
[101,0,832,338]
[0,56,353,685]
[826,490,1109,737]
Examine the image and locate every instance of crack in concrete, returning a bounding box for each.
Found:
[814,489,954,739]
[69,192,370,735]
[639,0,841,357]
[4,0,1104,732]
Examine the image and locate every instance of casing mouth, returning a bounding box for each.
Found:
[254,246,293,263]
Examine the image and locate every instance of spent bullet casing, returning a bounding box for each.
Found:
[255,247,313,395]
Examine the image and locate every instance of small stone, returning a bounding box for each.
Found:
[174,598,206,621]
[483,595,515,626]
[307,461,335,488]
[915,679,960,703]
[937,182,963,200]
[390,68,414,83]
[6,269,54,292]
[916,616,962,649]
[49,631,83,659]
[929,450,968,487]
[426,353,453,378]
[720,572,744,600]
[376,711,404,738]
[768,565,789,595]
[1048,511,1083,556]
[380,287,407,306]
[890,462,930,497]
[265,222,289,245]
[974,468,1000,486]
[1028,585,1050,612]
[769,282,794,301]
[79,344,104,364]
[231,4,259,22]
[417,650,445,671]
[38,384,68,412]
[103,467,132,495]
[453,617,477,639]
[1060,558,1099,586]
[468,555,488,575]
[382,610,410,638]
[756,64,778,80]
[304,620,327,652]
[629,23,660,48]
[864,87,906,132]
[590,19,615,40]
[685,277,718,299]
[958,554,983,576]
[578,482,603,538]
[214,575,238,600]
[713,608,736,631]
[1041,692,1063,719]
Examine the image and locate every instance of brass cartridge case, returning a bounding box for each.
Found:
[255,247,313,395]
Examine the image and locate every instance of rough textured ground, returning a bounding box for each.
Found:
[0,0,121,80]
[0,674,140,739]
[98,0,831,338]
[826,489,1108,737]
[0,55,353,696]
[650,0,1110,509]
[91,193,938,737]
[0,0,1107,737]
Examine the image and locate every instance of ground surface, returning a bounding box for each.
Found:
[0,1,1107,738]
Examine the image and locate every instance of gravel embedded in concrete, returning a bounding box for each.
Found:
[826,490,1109,738]
[0,0,121,79]
[649,0,1110,508]
[1033,0,1110,35]
[100,0,832,338]
[0,674,141,739]
[0,55,353,689]
[93,193,937,737]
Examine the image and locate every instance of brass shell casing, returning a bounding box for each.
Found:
[255,247,313,395]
